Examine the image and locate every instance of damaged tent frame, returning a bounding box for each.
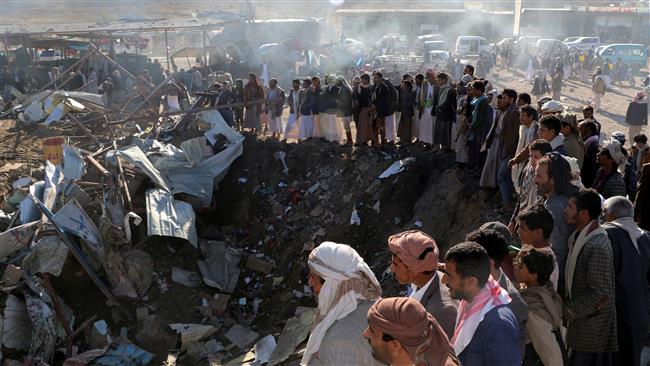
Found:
[27,193,133,321]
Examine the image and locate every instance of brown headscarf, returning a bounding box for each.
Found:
[388,230,439,274]
[367,297,458,366]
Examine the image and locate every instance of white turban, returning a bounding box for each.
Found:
[302,242,382,365]
[603,139,628,173]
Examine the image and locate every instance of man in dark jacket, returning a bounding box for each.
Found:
[388,230,458,338]
[335,75,355,145]
[299,79,316,140]
[636,163,650,231]
[468,80,492,172]
[372,71,391,145]
[433,73,457,151]
[602,196,650,366]
[397,78,416,144]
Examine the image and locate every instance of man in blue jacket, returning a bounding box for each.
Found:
[441,241,520,366]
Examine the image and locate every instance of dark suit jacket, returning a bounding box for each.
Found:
[636,163,650,231]
[419,271,458,339]
[485,104,520,157]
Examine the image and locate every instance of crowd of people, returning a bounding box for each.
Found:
[234,61,650,365]
[304,190,650,365]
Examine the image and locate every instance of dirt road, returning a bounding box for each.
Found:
[491,66,649,139]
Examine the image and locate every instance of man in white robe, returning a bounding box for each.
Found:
[303,242,383,366]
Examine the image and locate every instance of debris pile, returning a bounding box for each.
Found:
[0,44,505,366]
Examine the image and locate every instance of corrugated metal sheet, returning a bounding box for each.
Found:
[145,189,197,247]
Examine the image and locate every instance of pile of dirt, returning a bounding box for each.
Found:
[0,124,506,365]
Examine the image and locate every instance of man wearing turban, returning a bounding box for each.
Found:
[388,230,457,338]
[303,242,383,365]
[364,297,459,366]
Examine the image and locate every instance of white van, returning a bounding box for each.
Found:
[455,36,490,57]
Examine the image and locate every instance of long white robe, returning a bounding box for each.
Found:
[418,83,434,144]
[299,115,315,140]
[320,112,343,142]
[385,113,397,142]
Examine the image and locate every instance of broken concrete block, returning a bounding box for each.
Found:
[246,255,273,275]
[225,324,259,349]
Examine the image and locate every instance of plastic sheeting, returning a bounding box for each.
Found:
[63,145,86,181]
[145,189,197,247]
[21,236,70,277]
[110,146,170,192]
[0,221,39,260]
[20,181,45,224]
[3,294,33,351]
[196,240,242,292]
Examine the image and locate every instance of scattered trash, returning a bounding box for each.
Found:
[171,267,202,287]
[273,151,289,174]
[350,206,361,226]
[268,307,316,365]
[378,157,415,179]
[246,255,273,275]
[225,324,259,349]
[253,335,277,364]
[169,323,218,350]
[197,240,242,292]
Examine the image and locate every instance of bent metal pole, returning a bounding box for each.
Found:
[27,194,133,321]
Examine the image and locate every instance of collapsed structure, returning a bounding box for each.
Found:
[0,41,503,364]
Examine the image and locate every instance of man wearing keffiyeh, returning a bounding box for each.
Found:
[388,230,457,338]
[364,297,459,366]
[303,242,383,366]
[440,241,520,365]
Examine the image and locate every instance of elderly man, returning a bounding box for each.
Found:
[563,189,618,365]
[364,297,459,366]
[441,242,520,365]
[388,230,457,338]
[602,196,650,366]
[304,242,383,365]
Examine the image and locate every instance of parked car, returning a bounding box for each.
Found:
[564,37,601,51]
[423,40,448,52]
[39,49,64,62]
[455,36,490,57]
[424,50,450,71]
[562,37,580,44]
[417,34,444,49]
[598,44,649,70]
[536,39,567,55]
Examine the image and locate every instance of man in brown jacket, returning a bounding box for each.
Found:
[497,88,521,211]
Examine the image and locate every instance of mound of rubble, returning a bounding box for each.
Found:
[0,111,506,364]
